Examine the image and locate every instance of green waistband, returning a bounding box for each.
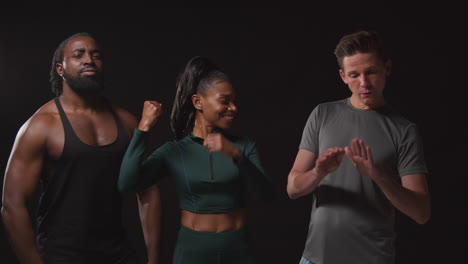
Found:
[176,226,249,251]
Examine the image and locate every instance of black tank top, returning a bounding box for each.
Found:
[35,98,134,263]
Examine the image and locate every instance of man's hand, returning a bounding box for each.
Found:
[345,138,379,180]
[314,147,345,178]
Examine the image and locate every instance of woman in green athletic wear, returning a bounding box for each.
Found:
[118,56,274,264]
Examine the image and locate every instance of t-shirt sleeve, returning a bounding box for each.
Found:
[398,124,428,177]
[118,128,168,193]
[299,105,320,154]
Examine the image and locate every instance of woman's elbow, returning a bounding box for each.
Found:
[117,180,134,193]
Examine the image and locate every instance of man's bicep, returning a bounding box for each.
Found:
[401,173,430,195]
[3,124,46,203]
[290,149,318,174]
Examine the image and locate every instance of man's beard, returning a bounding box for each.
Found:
[64,71,104,95]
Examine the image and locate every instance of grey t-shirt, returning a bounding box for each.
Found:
[299,98,428,264]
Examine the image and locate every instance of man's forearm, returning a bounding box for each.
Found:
[137,188,161,264]
[287,168,324,200]
[373,174,430,224]
[140,210,161,264]
[1,206,43,264]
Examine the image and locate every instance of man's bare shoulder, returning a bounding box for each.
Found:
[29,99,59,122]
[18,99,61,138]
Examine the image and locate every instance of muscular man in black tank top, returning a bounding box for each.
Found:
[1,32,161,264]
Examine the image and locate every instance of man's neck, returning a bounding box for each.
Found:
[59,86,108,112]
[349,96,385,110]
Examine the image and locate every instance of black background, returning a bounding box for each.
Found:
[0,5,465,264]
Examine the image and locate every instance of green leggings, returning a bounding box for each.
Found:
[172,226,255,264]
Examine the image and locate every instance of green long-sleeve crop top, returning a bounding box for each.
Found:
[118,129,273,213]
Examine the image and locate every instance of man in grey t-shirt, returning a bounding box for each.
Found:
[287,30,431,264]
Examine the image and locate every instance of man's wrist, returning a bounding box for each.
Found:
[312,166,326,180]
